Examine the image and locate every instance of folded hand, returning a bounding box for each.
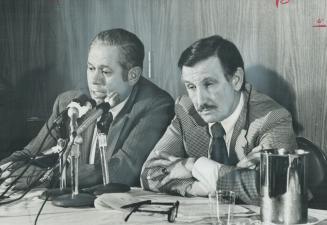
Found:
[150,152,195,186]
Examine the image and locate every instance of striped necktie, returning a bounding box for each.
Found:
[210,122,230,165]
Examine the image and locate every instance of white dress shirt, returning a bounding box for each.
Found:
[190,93,244,193]
[88,97,129,164]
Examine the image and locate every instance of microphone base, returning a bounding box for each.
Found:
[92,183,130,195]
[39,188,71,201]
[52,193,96,207]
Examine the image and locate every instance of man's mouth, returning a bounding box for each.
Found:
[199,109,214,116]
[91,90,105,97]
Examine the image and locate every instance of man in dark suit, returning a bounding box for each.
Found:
[0,29,174,189]
[141,35,297,204]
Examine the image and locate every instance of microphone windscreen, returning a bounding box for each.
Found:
[72,94,96,108]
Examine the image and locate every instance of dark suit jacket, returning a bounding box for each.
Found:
[1,77,174,187]
[141,84,297,204]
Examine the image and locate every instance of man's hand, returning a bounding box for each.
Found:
[237,144,271,168]
[150,152,196,186]
[0,162,14,189]
[105,92,121,108]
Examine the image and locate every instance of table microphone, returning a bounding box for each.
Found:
[73,102,111,137]
[52,94,96,129]
[91,111,130,195]
[51,102,111,207]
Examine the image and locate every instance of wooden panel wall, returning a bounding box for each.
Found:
[0,0,326,155]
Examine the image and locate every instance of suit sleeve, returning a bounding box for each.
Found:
[109,95,174,186]
[141,102,197,196]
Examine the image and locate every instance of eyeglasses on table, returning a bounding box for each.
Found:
[121,200,180,223]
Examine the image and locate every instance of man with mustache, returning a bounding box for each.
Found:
[141,35,297,204]
[0,29,174,189]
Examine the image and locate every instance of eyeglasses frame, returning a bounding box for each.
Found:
[122,200,180,223]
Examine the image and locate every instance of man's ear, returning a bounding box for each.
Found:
[231,67,244,91]
[127,66,142,86]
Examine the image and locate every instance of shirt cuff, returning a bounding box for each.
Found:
[186,181,211,196]
[192,157,221,192]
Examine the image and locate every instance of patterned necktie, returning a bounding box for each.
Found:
[210,122,229,165]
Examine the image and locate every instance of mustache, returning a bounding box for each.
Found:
[197,104,217,112]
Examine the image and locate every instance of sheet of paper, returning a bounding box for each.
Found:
[94,188,253,219]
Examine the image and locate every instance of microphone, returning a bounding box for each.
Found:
[68,106,79,136]
[97,111,113,134]
[74,102,111,136]
[30,139,66,168]
[30,153,59,168]
[52,94,96,128]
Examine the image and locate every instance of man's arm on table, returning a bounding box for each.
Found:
[0,91,81,189]
[142,108,296,205]
[76,96,174,187]
[0,93,66,166]
[0,95,65,189]
[141,114,202,196]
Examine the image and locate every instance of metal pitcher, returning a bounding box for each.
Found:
[260,149,309,224]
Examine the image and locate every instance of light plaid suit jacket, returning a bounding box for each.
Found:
[141,84,297,204]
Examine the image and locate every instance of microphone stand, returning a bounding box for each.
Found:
[52,136,96,207]
[59,138,68,190]
[92,112,130,195]
[40,97,97,201]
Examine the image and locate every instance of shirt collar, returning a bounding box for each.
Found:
[208,92,244,136]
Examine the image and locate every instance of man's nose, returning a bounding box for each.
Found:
[92,69,105,84]
[195,88,209,107]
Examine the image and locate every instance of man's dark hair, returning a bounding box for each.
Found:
[178,35,244,85]
[91,28,144,79]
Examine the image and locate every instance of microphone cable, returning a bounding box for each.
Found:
[0,110,63,187]
[0,169,49,206]
[0,115,62,200]
[0,134,71,204]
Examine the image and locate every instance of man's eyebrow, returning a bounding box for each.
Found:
[181,78,191,84]
[87,62,112,70]
[202,77,217,82]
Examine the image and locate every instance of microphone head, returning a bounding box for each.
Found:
[97,102,111,113]
[97,111,113,133]
[72,94,96,107]
[67,106,79,118]
[52,95,95,131]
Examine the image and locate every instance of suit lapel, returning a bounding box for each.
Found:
[106,116,129,159]
[229,86,252,162]
[105,77,140,158]
[186,105,211,158]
